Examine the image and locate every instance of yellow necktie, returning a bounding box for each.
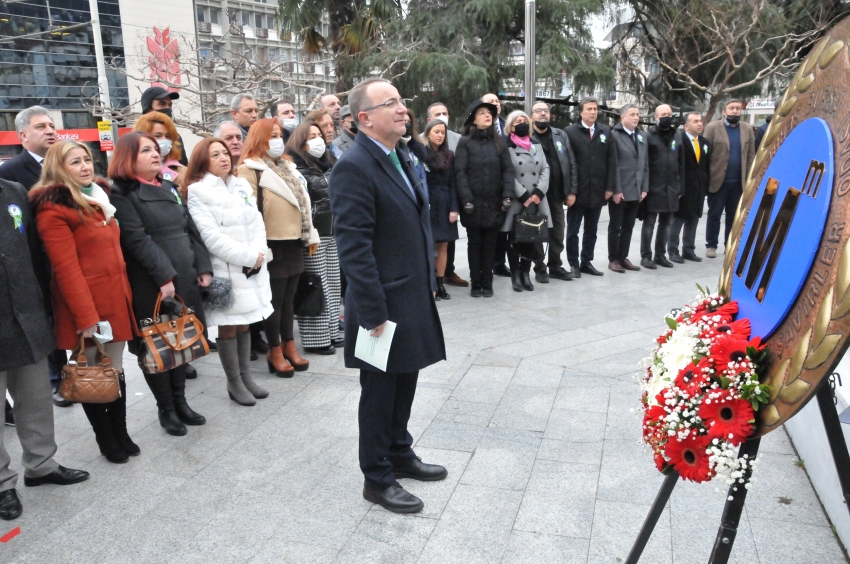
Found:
[693,137,700,163]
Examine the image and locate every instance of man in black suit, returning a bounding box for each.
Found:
[669,111,711,262]
[329,78,447,514]
[564,97,618,277]
[0,106,71,409]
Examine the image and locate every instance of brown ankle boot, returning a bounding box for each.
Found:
[283,341,310,371]
[266,345,294,378]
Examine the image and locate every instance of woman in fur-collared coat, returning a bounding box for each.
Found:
[29,140,138,464]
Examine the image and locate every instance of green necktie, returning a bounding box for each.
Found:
[388,150,414,197]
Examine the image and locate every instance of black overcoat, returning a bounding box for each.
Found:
[329,132,446,373]
[564,122,617,209]
[454,129,515,229]
[0,149,43,190]
[677,134,711,219]
[0,179,55,371]
[643,127,685,215]
[424,150,459,243]
[110,177,212,356]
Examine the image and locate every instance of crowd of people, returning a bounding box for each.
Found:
[0,81,755,518]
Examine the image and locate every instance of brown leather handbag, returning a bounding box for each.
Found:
[60,335,121,403]
[138,293,209,374]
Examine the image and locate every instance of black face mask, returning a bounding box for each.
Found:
[514,123,530,137]
[725,115,741,126]
[349,122,358,134]
[658,116,674,131]
[156,108,173,118]
[404,123,412,137]
[534,121,549,131]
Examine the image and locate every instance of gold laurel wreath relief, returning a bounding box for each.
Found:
[716,35,850,429]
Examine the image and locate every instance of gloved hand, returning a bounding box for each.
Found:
[463,202,474,214]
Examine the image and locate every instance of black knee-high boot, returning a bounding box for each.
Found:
[171,365,206,425]
[109,376,139,456]
[82,402,128,463]
[143,371,187,436]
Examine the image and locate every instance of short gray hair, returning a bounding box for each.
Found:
[620,104,639,116]
[504,110,530,133]
[230,93,255,112]
[15,106,52,134]
[348,78,391,126]
[213,120,242,140]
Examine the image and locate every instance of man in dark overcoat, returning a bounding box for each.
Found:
[0,178,90,521]
[564,97,618,278]
[329,78,447,514]
[0,106,72,407]
[669,112,711,262]
[640,104,685,269]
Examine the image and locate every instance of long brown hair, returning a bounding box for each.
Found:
[285,122,323,167]
[108,131,160,183]
[133,112,182,161]
[32,140,98,217]
[185,138,233,187]
[238,117,291,165]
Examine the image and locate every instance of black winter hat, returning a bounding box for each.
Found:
[140,86,179,113]
[463,100,498,127]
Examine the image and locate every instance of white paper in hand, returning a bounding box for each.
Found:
[354,321,397,372]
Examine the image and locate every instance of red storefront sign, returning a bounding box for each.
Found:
[0,128,132,146]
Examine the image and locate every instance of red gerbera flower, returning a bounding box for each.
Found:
[646,402,667,423]
[714,318,752,340]
[710,334,749,370]
[698,391,755,445]
[655,453,668,473]
[674,363,709,397]
[665,433,712,482]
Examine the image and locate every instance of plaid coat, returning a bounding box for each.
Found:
[0,178,55,371]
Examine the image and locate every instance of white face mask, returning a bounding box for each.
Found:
[157,139,173,156]
[436,115,449,125]
[266,137,285,159]
[306,137,326,158]
[282,118,298,132]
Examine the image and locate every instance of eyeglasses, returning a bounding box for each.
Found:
[531,107,550,115]
[362,98,406,112]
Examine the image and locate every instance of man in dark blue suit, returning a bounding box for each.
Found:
[329,78,447,514]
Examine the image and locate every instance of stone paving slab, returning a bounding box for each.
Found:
[1,210,846,563]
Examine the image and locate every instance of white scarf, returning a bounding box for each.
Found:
[82,183,116,222]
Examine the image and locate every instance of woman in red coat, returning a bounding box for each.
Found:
[29,140,138,464]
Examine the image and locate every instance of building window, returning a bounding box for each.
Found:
[268,15,275,29]
[241,11,250,26]
[211,9,219,24]
[197,7,206,22]
[255,14,263,28]
[269,48,277,59]
[200,48,209,59]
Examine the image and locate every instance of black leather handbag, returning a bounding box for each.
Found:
[294,272,326,317]
[512,213,550,243]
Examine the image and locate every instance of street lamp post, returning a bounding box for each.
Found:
[524,0,535,115]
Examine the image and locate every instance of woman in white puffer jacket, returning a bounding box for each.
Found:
[185,138,274,407]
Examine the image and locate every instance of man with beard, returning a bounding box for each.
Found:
[530,100,577,281]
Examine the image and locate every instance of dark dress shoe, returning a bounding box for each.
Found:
[481,284,494,298]
[184,364,198,380]
[444,272,469,287]
[5,400,13,426]
[670,254,685,264]
[252,335,269,354]
[682,252,703,262]
[621,259,641,271]
[175,402,206,426]
[24,465,90,487]
[363,484,424,514]
[549,266,574,280]
[52,387,72,407]
[305,345,336,355]
[393,456,448,481]
[158,409,187,436]
[470,285,482,297]
[570,265,581,278]
[520,271,534,291]
[534,269,550,283]
[208,340,218,351]
[608,261,625,273]
[332,337,344,346]
[250,349,258,361]
[654,256,674,268]
[640,257,657,269]
[580,263,604,276]
[0,489,22,520]
[493,263,511,277]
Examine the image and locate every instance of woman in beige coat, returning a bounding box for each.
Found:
[236,118,319,377]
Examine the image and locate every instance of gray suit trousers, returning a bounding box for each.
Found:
[0,357,60,491]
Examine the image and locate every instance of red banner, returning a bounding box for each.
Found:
[0,128,132,146]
